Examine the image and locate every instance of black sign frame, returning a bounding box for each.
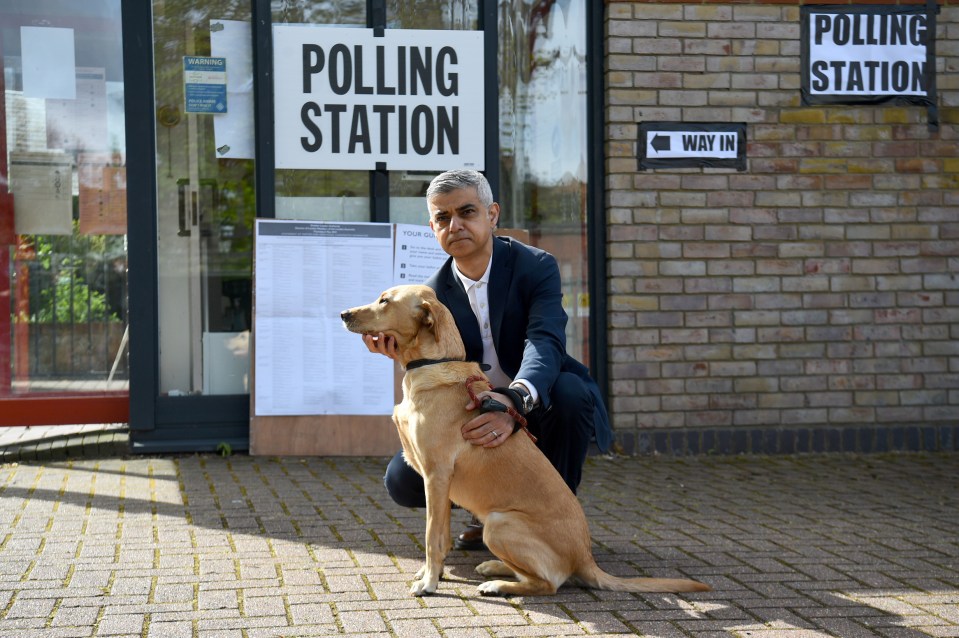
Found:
[637,122,747,171]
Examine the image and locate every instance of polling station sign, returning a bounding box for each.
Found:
[638,122,746,171]
[801,5,936,107]
[273,26,484,171]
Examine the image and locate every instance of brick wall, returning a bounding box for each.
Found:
[605,2,959,454]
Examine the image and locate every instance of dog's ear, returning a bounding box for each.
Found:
[419,301,438,335]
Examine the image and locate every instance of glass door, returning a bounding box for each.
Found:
[0,0,129,425]
[152,0,256,397]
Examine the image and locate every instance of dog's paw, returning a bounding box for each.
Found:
[414,565,427,580]
[477,580,509,597]
[475,560,514,578]
[410,578,438,597]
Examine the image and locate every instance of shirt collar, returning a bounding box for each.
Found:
[453,256,492,290]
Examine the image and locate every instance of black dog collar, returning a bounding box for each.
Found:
[406,358,491,371]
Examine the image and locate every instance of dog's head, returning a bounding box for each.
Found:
[341,284,465,366]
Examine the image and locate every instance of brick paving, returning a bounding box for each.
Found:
[0,445,956,637]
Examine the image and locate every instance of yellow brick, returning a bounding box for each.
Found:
[922,174,959,189]
[607,71,632,87]
[825,109,873,124]
[876,108,912,124]
[799,158,847,174]
[844,127,892,141]
[941,107,959,125]
[610,295,659,311]
[608,141,634,157]
[944,158,959,173]
[781,109,826,124]
[848,159,893,174]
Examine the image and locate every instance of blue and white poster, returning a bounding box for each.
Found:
[183,56,228,113]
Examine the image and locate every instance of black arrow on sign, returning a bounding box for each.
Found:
[650,134,671,153]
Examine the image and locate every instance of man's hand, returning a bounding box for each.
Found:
[362,332,398,360]
[462,390,515,448]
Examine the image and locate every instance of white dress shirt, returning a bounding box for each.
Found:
[453,259,540,405]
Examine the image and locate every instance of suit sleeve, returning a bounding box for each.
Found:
[514,251,567,409]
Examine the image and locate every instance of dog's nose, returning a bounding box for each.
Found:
[341,310,353,321]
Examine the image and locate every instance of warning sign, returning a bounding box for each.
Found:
[183,56,228,114]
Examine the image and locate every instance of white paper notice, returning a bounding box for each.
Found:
[10,151,74,235]
[46,67,108,151]
[210,19,254,158]
[393,224,449,285]
[254,220,394,416]
[21,27,76,99]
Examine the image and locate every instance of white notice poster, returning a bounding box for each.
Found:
[46,67,108,151]
[393,223,448,285]
[21,27,76,100]
[210,19,254,158]
[10,151,74,235]
[254,220,394,416]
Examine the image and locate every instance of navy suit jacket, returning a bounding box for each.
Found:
[424,236,612,452]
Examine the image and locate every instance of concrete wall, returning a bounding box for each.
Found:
[605,2,959,454]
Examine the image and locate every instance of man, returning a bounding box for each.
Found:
[363,169,611,549]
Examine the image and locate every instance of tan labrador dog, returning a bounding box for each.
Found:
[341,284,710,597]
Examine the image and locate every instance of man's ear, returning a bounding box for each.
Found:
[488,202,500,227]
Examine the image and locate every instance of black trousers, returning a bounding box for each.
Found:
[383,371,595,508]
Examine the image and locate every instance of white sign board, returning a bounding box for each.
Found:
[801,5,934,106]
[645,130,739,160]
[808,11,928,95]
[638,122,747,171]
[273,26,485,171]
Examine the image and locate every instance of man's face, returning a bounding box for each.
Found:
[427,187,500,261]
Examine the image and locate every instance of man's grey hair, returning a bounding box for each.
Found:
[426,170,494,207]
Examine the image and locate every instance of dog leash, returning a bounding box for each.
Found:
[464,375,537,443]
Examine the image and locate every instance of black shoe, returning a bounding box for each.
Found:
[454,517,486,551]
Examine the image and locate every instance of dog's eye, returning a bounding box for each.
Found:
[379,297,389,305]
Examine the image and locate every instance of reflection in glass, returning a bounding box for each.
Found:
[498,0,589,364]
[387,1,479,30]
[1,0,129,397]
[273,0,366,25]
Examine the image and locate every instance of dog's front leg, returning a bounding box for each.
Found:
[410,474,453,596]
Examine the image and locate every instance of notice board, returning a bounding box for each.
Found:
[250,220,447,456]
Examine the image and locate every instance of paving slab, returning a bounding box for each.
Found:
[0,450,957,637]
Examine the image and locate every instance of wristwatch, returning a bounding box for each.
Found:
[509,383,535,415]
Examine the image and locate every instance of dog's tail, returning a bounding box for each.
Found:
[576,563,711,593]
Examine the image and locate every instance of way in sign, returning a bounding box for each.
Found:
[685,133,736,152]
[648,131,738,158]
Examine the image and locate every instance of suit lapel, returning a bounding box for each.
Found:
[488,238,511,350]
[437,261,484,362]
